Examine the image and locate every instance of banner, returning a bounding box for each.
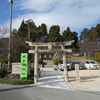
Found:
[20,53,28,78]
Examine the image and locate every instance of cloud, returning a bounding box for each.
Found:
[16,0,61,12]
[7,0,100,36]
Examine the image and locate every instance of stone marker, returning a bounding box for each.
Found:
[12,63,20,74]
[75,64,80,82]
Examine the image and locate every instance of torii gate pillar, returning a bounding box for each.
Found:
[34,46,38,84]
[62,45,69,82]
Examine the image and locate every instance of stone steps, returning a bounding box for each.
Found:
[43,60,54,68]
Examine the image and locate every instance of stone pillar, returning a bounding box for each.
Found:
[0,62,2,69]
[34,46,38,84]
[62,45,69,82]
[12,63,20,74]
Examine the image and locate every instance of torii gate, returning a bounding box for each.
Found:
[26,40,74,84]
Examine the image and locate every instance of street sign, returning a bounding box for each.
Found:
[20,53,28,78]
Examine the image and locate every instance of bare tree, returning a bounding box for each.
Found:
[0,26,9,63]
[0,25,9,38]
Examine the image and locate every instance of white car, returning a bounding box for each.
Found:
[58,60,71,71]
[85,61,99,70]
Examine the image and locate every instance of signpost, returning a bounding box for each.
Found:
[20,53,28,78]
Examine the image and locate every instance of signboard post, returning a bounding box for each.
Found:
[20,53,28,79]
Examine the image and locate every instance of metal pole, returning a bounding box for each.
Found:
[8,0,13,69]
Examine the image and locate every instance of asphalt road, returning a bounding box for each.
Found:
[0,84,100,100]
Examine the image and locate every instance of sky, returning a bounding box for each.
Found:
[1,0,100,37]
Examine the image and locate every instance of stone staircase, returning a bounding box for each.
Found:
[43,59,54,68]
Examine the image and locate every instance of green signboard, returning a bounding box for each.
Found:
[20,53,28,78]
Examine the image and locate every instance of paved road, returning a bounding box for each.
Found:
[0,68,100,100]
[36,68,73,90]
[0,84,100,100]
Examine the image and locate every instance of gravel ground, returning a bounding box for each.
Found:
[59,69,100,91]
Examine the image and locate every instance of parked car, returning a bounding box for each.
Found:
[71,61,85,70]
[58,60,71,71]
[85,61,99,70]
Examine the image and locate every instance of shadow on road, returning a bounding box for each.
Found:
[69,75,100,82]
[0,85,35,92]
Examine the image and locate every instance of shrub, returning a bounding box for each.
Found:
[52,59,60,65]
[95,52,100,62]
[0,69,7,78]
[38,58,43,64]
[0,78,34,85]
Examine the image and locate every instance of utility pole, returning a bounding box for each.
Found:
[8,0,13,68]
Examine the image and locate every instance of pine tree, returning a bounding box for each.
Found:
[48,25,61,42]
[17,20,28,38]
[62,27,74,41]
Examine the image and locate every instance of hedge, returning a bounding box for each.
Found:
[0,78,34,85]
[0,69,7,78]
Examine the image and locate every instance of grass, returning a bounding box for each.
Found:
[0,68,34,85]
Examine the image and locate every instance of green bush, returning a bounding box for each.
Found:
[0,69,7,78]
[0,78,34,85]
[52,59,60,65]
[95,52,100,62]
[38,58,43,64]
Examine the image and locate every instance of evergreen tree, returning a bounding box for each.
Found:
[62,27,74,41]
[96,24,100,36]
[30,23,47,42]
[72,31,78,47]
[40,23,47,36]
[17,20,28,38]
[48,25,61,42]
[80,28,89,43]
